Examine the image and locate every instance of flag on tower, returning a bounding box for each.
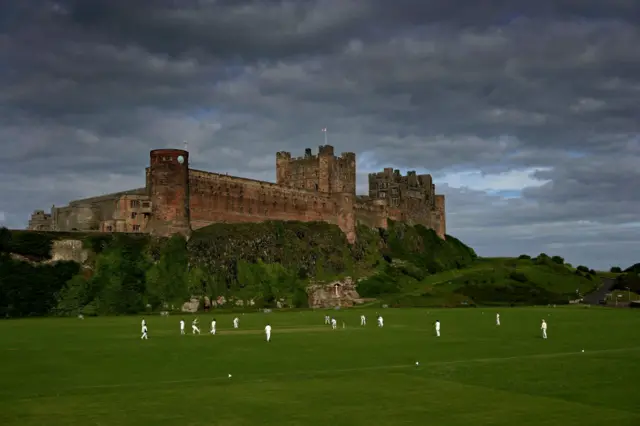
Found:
[322,128,327,132]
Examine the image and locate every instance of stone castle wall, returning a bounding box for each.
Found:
[27,145,446,241]
[188,169,339,230]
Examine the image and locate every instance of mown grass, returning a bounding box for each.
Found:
[1,307,639,425]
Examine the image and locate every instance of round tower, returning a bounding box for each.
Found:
[148,149,191,237]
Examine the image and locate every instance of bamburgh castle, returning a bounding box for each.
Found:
[27,145,446,242]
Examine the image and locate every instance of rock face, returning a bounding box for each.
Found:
[181,297,200,313]
[307,277,364,308]
[49,240,90,264]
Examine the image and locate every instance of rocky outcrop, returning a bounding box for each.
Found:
[307,277,365,308]
[181,297,200,313]
[49,239,90,264]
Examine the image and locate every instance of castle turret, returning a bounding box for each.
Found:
[434,195,446,239]
[276,151,291,185]
[148,149,191,237]
[317,145,334,194]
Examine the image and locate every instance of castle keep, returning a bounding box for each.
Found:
[27,146,446,241]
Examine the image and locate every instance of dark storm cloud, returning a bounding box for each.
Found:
[1,0,639,269]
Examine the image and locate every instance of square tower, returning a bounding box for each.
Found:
[275,145,355,195]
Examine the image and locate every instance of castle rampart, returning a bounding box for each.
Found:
[27,145,446,241]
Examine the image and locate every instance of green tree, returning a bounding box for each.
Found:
[610,266,622,273]
[145,235,190,309]
[56,274,90,315]
[88,237,148,314]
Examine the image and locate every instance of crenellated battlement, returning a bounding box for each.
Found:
[27,144,446,242]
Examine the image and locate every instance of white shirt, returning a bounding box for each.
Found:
[142,325,147,332]
[435,321,440,330]
[180,321,185,328]
[541,321,547,329]
[331,319,336,325]
[141,320,146,326]
[211,321,216,328]
[265,325,272,333]
[378,316,383,322]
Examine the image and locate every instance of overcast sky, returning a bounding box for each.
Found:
[1,0,639,270]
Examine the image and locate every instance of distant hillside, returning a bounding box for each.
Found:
[0,223,623,315]
[624,263,640,274]
[0,221,476,317]
[366,255,602,308]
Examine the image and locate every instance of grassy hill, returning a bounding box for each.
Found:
[0,222,629,316]
[364,255,604,308]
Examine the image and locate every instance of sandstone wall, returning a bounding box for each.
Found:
[354,198,388,229]
[188,170,340,230]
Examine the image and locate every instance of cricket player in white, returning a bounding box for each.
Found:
[141,318,146,332]
[233,317,239,329]
[331,318,337,329]
[180,320,185,335]
[541,319,547,339]
[324,315,330,325]
[192,318,200,334]
[377,315,383,327]
[141,324,148,339]
[496,313,500,326]
[210,319,217,335]
[360,315,366,326]
[435,320,440,337]
[265,324,272,342]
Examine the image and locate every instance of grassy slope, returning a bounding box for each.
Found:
[378,257,607,307]
[1,307,639,426]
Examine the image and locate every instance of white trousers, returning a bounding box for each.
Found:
[436,329,440,337]
[192,326,200,334]
[266,332,271,342]
[141,332,148,339]
[542,329,547,339]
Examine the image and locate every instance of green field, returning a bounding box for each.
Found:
[1,307,639,425]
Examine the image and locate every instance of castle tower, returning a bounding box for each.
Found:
[276,151,291,185]
[317,144,334,193]
[434,195,446,239]
[148,149,191,237]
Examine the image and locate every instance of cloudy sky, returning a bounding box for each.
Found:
[1,0,639,270]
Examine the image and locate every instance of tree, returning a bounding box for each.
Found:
[145,235,190,309]
[551,256,564,265]
[610,266,622,273]
[56,274,90,315]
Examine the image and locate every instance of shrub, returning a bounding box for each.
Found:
[509,271,529,283]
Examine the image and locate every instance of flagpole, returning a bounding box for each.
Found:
[323,128,327,145]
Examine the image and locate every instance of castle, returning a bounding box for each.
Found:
[27,145,446,241]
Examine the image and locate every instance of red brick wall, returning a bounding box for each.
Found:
[148,149,190,236]
[354,199,388,229]
[188,169,341,230]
